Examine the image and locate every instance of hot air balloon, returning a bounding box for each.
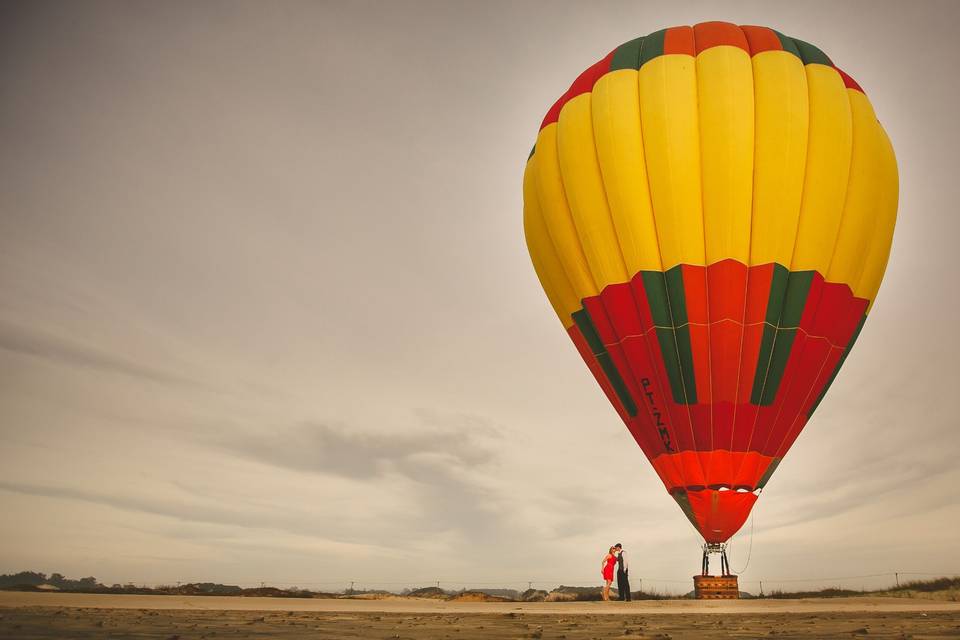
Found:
[523,21,897,578]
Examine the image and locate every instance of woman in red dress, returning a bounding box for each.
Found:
[600,546,617,601]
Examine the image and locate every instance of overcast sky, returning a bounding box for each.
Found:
[1,0,958,594]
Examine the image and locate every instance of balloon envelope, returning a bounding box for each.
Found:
[523,22,897,543]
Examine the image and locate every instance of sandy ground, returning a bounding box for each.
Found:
[1,592,958,639]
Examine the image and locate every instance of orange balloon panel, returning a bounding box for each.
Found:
[524,22,897,542]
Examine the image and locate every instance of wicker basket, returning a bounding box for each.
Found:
[693,574,739,599]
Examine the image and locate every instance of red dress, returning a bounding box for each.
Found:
[602,553,616,581]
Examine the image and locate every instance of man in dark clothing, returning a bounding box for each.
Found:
[614,543,631,601]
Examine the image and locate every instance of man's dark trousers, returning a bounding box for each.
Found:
[617,570,631,601]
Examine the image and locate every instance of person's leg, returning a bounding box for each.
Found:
[623,573,631,601]
[616,571,625,600]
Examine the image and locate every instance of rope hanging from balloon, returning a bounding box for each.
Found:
[732,508,756,575]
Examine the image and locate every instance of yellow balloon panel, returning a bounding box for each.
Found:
[791,63,853,275]
[557,93,629,290]
[591,70,663,274]
[533,124,598,300]
[857,126,898,308]
[523,160,581,326]
[637,54,706,269]
[828,90,898,300]
[749,50,809,267]
[696,45,754,265]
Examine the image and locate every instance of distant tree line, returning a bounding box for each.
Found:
[0,571,101,590]
[0,572,306,597]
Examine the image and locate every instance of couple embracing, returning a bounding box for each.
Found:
[600,542,630,601]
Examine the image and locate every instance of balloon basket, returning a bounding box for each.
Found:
[694,543,739,599]
[693,574,739,599]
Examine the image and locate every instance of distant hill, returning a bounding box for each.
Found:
[465,588,520,600]
[520,588,549,602]
[449,590,513,602]
[0,572,99,591]
[0,572,334,598]
[405,586,449,599]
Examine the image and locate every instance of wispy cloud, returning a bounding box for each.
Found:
[0,413,527,553]
[209,419,498,480]
[0,479,397,557]
[0,321,201,388]
[0,480,274,531]
[202,417,526,546]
